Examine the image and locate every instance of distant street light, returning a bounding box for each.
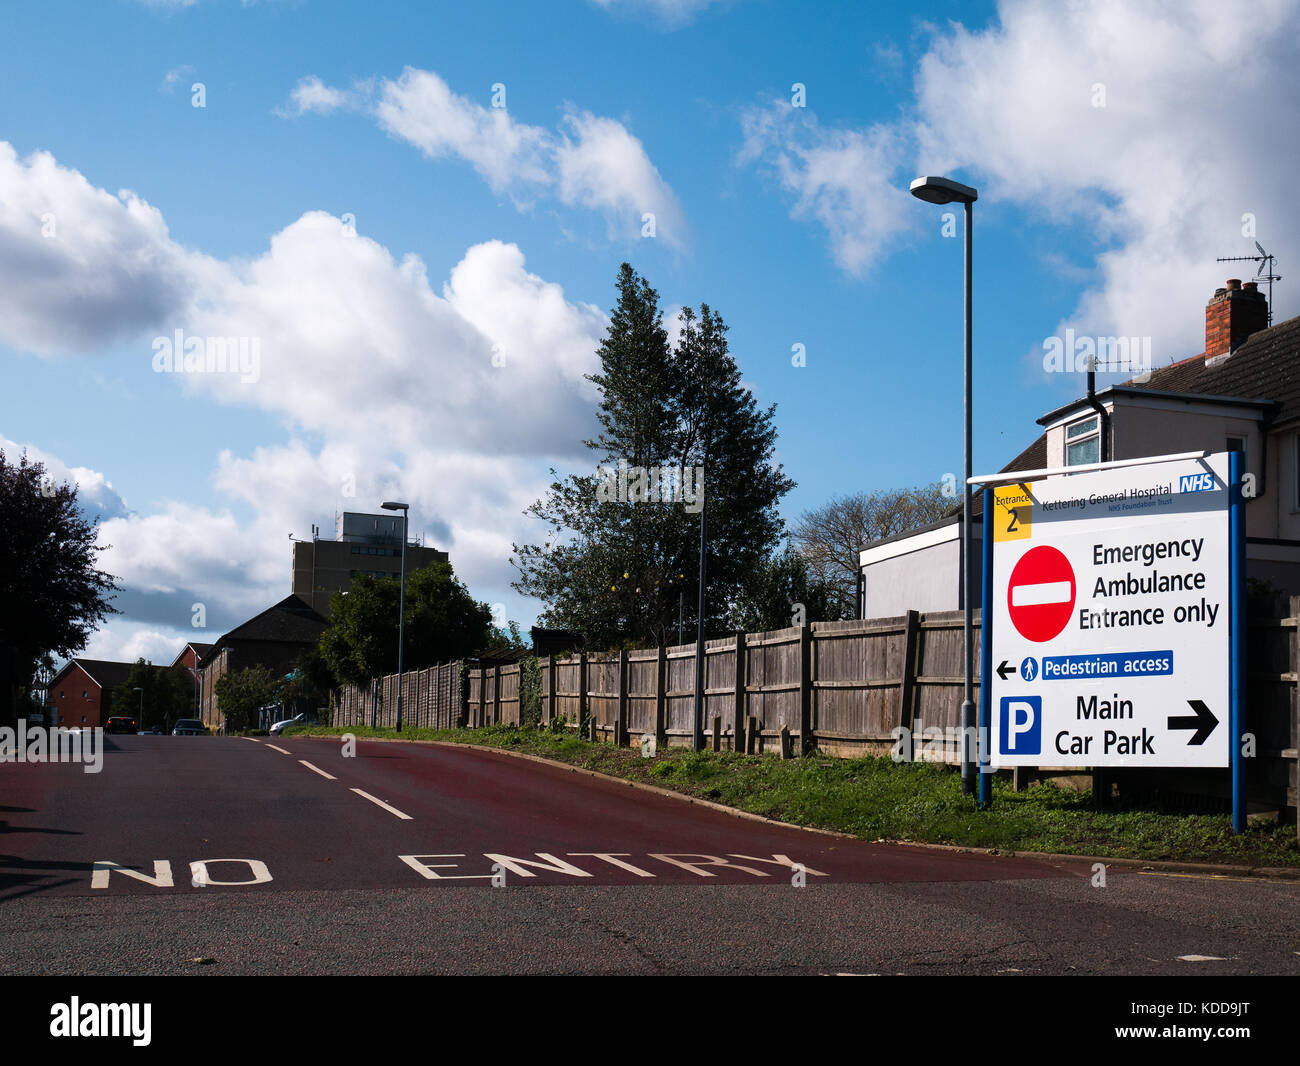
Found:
[909,175,981,802]
[381,501,410,732]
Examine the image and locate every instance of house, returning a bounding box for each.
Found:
[197,595,328,732]
[45,659,182,729]
[169,641,213,718]
[46,659,136,728]
[859,279,1299,616]
[291,512,449,617]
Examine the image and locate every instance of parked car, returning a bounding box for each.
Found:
[269,713,306,737]
[171,719,207,736]
[142,726,162,735]
[106,717,138,734]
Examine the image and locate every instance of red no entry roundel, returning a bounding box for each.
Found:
[1007,545,1076,643]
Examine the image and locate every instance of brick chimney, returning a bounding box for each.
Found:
[1205,278,1268,363]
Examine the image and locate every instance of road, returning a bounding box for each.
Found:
[2,734,1298,975]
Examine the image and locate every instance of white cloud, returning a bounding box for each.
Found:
[4,146,612,653]
[183,216,604,458]
[738,101,912,275]
[590,0,730,28]
[160,65,194,94]
[286,67,685,245]
[913,0,1300,357]
[555,111,685,246]
[276,74,367,117]
[0,143,203,354]
[373,68,551,195]
[81,621,193,668]
[740,0,1300,357]
[0,437,130,521]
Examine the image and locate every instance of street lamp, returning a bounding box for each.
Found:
[133,686,144,733]
[910,175,980,801]
[381,501,409,732]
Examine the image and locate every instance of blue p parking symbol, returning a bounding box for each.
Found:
[1000,696,1041,755]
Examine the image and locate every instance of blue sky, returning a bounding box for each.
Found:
[3,0,1297,664]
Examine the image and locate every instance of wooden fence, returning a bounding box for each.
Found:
[330,606,1298,824]
[335,660,464,730]
[538,612,977,757]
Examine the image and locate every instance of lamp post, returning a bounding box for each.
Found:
[133,686,144,733]
[910,175,979,800]
[381,501,410,732]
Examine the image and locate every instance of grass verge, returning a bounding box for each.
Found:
[285,723,1300,868]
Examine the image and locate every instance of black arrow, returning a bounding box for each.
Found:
[997,660,1015,681]
[1168,699,1219,746]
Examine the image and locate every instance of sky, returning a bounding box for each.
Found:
[3,0,1298,667]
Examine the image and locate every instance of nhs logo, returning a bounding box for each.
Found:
[999,696,1041,755]
[1179,472,1216,493]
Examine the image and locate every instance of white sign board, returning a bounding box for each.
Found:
[988,453,1231,768]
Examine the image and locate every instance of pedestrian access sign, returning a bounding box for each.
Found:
[984,452,1239,769]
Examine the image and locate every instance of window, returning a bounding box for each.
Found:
[1227,436,1245,453]
[1066,416,1100,466]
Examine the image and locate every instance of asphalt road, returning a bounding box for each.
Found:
[2,734,1298,975]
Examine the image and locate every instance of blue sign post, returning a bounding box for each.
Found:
[979,485,994,809]
[1230,449,1246,834]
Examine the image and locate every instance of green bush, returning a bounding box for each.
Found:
[518,656,542,729]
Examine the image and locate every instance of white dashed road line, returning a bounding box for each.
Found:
[350,788,412,820]
[299,760,337,780]
[265,744,290,755]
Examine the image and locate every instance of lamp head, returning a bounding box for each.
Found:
[910,175,978,205]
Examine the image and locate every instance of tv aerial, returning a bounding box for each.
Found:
[1217,241,1282,326]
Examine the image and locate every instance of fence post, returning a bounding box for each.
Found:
[617,649,628,746]
[734,630,746,753]
[799,624,813,755]
[1293,596,1300,844]
[494,663,502,726]
[546,655,556,727]
[655,644,665,743]
[900,609,920,761]
[579,651,589,735]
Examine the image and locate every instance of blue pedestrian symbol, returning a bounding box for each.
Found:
[1020,657,1038,682]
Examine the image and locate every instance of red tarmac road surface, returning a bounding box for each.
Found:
[0,734,1083,897]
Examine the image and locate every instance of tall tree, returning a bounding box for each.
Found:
[213,665,283,734]
[110,660,196,732]
[0,450,120,725]
[728,544,839,633]
[791,484,953,618]
[318,560,494,687]
[511,265,793,648]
